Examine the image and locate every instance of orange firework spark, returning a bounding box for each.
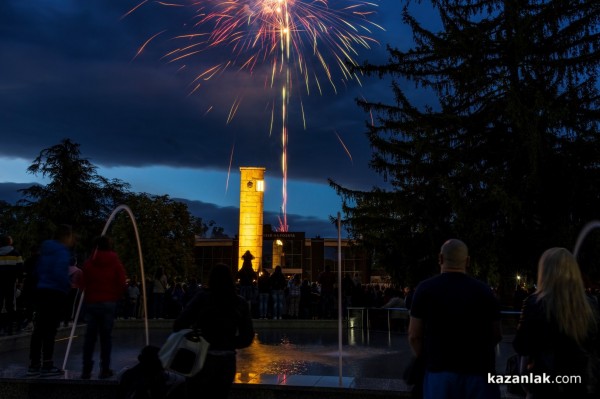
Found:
[226,142,235,193]
[126,0,383,231]
[131,30,166,61]
[334,130,353,163]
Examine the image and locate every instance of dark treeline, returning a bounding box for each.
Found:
[0,138,226,279]
[330,0,600,292]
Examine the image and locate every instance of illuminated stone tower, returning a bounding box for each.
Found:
[238,167,265,271]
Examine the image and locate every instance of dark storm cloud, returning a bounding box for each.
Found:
[0,0,401,190]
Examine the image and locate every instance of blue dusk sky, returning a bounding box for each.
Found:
[0,1,434,238]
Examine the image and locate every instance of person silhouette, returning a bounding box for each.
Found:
[237,251,257,310]
[173,263,254,399]
[513,247,600,398]
[27,224,75,376]
[80,235,127,380]
[408,239,501,399]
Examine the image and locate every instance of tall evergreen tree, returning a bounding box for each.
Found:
[9,139,225,277]
[18,138,130,252]
[331,0,600,287]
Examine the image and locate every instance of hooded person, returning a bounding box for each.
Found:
[27,224,75,376]
[80,235,127,379]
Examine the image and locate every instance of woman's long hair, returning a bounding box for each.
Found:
[536,247,597,345]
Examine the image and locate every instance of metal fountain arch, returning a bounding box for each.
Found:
[63,204,149,370]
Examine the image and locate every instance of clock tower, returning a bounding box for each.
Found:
[238,167,265,271]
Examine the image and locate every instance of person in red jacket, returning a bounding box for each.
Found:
[80,235,127,380]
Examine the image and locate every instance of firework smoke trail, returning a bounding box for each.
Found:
[127,0,382,231]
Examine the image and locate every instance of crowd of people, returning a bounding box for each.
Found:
[231,254,416,322]
[236,269,414,321]
[0,228,254,398]
[98,271,412,323]
[1,234,416,333]
[94,255,415,323]
[2,230,600,397]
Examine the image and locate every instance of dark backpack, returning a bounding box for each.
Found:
[118,346,184,399]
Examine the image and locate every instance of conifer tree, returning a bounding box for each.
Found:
[18,138,130,252]
[331,0,600,285]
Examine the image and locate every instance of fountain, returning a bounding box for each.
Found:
[62,205,148,369]
[52,209,390,387]
[573,220,600,259]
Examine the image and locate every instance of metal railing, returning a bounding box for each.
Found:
[347,307,522,332]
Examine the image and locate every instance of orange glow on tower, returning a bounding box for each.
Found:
[238,167,265,271]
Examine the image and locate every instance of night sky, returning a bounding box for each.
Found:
[0,0,426,237]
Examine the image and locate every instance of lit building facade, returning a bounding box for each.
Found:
[193,233,369,284]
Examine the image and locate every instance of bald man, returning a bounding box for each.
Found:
[408,239,501,399]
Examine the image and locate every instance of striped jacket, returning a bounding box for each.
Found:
[0,245,24,278]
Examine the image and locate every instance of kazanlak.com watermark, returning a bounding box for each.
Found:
[488,373,582,385]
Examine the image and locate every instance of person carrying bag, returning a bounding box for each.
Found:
[170,263,254,399]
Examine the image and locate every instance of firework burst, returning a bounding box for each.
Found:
[127,0,382,231]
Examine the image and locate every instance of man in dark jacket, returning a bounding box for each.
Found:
[27,224,75,376]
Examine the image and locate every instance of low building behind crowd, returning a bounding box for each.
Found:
[194,226,370,284]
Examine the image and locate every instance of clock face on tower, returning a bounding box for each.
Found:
[247,181,253,189]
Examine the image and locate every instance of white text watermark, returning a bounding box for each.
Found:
[488,373,582,385]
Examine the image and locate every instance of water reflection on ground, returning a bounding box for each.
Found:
[0,324,514,381]
[237,329,410,379]
[0,327,410,379]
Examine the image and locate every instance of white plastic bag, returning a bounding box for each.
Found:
[158,329,210,377]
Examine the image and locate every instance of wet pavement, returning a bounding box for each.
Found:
[0,318,521,397]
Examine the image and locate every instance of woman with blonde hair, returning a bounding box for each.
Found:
[513,247,599,398]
